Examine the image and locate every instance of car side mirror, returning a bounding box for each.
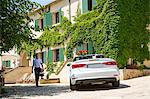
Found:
[67,63,71,67]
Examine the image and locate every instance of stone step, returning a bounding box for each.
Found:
[40,78,60,84]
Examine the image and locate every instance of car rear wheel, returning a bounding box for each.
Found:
[70,79,78,90]
[112,80,120,87]
[70,84,77,90]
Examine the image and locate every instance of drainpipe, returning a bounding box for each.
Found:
[0,40,2,71]
[0,56,1,70]
[69,0,71,21]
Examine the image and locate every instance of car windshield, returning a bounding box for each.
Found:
[85,55,93,59]
[73,54,104,62]
[96,55,104,58]
[73,55,92,62]
[73,57,81,61]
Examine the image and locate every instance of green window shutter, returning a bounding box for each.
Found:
[92,0,97,8]
[58,8,62,23]
[48,48,53,63]
[43,51,46,63]
[8,60,11,67]
[43,13,47,28]
[77,44,84,52]
[88,41,93,54]
[59,48,64,62]
[44,12,52,28]
[34,19,39,30]
[81,0,88,13]
[2,61,5,66]
[33,50,36,57]
[46,12,52,26]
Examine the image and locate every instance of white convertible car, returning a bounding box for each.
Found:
[67,54,120,90]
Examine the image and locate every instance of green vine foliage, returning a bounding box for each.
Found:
[19,17,72,56]
[22,0,149,67]
[116,0,150,65]
[66,0,120,60]
[39,17,72,47]
[66,0,150,66]
[18,39,42,57]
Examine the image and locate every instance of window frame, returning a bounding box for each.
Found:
[56,12,59,24]
[88,0,93,11]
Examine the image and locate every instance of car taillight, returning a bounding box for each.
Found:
[72,64,86,69]
[102,61,117,65]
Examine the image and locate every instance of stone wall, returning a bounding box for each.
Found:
[120,69,150,80]
[144,60,150,67]
[4,66,32,84]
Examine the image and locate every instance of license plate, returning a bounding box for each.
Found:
[87,64,104,68]
[92,81,105,84]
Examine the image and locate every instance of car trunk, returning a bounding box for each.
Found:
[76,67,119,79]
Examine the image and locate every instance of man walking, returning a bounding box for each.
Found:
[32,54,43,87]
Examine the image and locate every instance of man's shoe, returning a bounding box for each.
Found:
[36,84,39,87]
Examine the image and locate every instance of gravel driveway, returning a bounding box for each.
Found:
[2,76,150,99]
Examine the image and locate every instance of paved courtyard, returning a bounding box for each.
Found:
[2,76,150,99]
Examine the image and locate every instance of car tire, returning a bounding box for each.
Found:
[112,80,120,87]
[70,79,77,91]
[70,84,77,91]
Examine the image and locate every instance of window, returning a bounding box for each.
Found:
[56,12,59,23]
[48,6,51,11]
[73,57,82,62]
[73,55,92,62]
[41,52,44,63]
[88,0,92,11]
[39,19,43,29]
[41,19,43,29]
[52,13,56,25]
[2,60,11,68]
[53,49,60,62]
[85,55,93,59]
[42,9,44,12]
[42,51,46,63]
[96,55,104,58]
[81,0,96,13]
[55,49,60,62]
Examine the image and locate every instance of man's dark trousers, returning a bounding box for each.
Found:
[34,68,41,87]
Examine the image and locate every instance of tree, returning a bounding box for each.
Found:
[0,0,39,52]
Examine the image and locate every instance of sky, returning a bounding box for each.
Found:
[31,0,52,6]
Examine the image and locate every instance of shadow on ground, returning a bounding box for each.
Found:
[2,84,70,98]
[78,84,130,91]
[77,83,130,91]
[2,83,130,98]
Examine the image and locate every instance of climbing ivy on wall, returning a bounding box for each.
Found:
[116,0,150,65]
[19,17,72,56]
[21,0,149,67]
[66,0,150,66]
[66,0,120,59]
[39,17,72,47]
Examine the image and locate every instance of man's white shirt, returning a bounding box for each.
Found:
[33,58,43,68]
